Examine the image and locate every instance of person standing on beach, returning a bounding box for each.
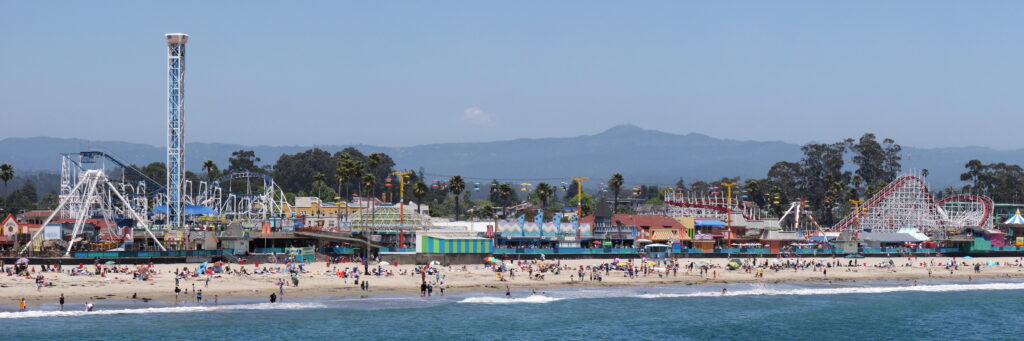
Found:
[196,289,203,304]
[505,285,511,297]
[59,293,65,311]
[19,298,27,311]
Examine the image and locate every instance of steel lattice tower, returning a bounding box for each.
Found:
[166,33,188,228]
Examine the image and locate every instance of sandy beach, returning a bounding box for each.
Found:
[4,256,1024,307]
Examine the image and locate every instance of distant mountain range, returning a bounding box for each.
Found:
[2,124,1022,188]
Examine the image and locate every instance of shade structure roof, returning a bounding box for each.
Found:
[694,219,726,227]
[151,205,219,216]
[1004,210,1024,225]
[859,232,920,243]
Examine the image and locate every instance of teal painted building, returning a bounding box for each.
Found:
[417,233,492,254]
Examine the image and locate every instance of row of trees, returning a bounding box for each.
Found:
[594,134,908,225]
[5,131,1024,224]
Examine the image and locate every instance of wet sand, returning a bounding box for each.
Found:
[3,256,1023,305]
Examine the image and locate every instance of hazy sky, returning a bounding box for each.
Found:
[2,1,1023,149]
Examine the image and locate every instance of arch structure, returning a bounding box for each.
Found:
[832,174,993,239]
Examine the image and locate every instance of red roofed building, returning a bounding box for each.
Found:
[17,210,54,225]
[581,207,689,245]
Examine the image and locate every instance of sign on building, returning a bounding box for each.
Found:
[43,224,61,240]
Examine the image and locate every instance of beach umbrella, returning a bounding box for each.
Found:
[963,256,973,259]
[379,261,390,266]
[105,261,116,265]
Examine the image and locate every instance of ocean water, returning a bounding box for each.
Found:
[4,280,1024,341]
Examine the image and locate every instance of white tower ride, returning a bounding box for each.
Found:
[166,33,188,228]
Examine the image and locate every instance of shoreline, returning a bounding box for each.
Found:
[3,256,1024,307]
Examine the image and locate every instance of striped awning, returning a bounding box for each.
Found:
[1004,210,1024,225]
[651,229,689,241]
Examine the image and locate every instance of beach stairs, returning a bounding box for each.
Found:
[221,253,241,264]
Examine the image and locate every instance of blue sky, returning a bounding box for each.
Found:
[2,1,1023,148]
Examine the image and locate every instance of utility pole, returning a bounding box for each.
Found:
[721,182,737,248]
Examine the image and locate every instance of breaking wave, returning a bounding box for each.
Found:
[459,295,563,304]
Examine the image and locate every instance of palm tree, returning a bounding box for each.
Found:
[448,175,466,220]
[336,155,355,198]
[609,173,624,212]
[361,173,376,197]
[336,162,351,199]
[412,182,428,214]
[498,183,513,218]
[0,163,13,195]
[201,160,218,181]
[535,182,553,209]
[313,172,326,198]
[365,155,382,198]
[367,153,383,188]
[351,161,365,197]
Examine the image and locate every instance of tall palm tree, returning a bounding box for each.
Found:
[0,163,13,195]
[313,172,326,198]
[336,162,350,199]
[361,173,376,197]
[448,175,466,220]
[498,183,513,218]
[412,182,428,214]
[336,155,354,198]
[609,173,624,212]
[367,153,383,186]
[351,161,365,197]
[535,182,553,209]
[365,155,381,198]
[201,160,218,181]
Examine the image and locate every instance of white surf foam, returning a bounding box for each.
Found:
[0,301,326,319]
[636,282,1024,299]
[459,295,563,304]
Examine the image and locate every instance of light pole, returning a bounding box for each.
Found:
[721,182,737,248]
[571,177,589,218]
[849,199,864,230]
[392,170,412,249]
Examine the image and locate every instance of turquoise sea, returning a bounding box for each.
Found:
[3,280,1023,340]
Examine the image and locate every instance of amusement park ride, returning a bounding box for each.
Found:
[19,34,288,256]
[13,34,1000,256]
[662,172,995,240]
